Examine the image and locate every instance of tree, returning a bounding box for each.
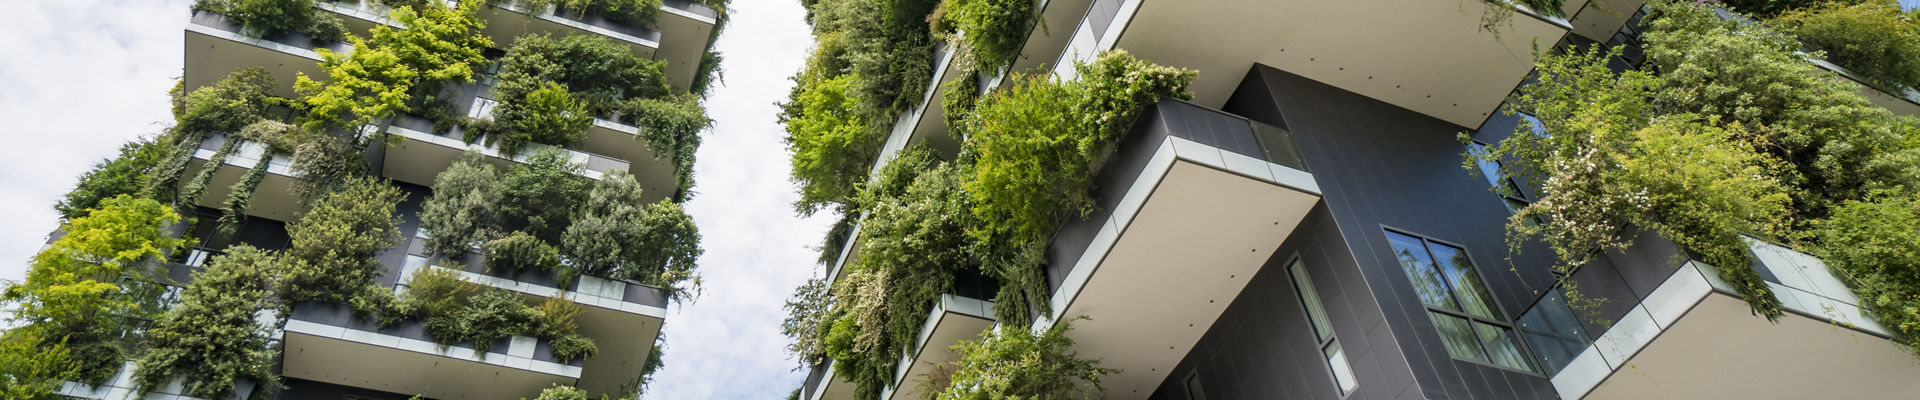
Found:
[498,150,589,243]
[1,195,183,384]
[1814,194,1920,353]
[419,152,503,256]
[928,317,1113,400]
[560,171,703,301]
[1772,1,1920,93]
[278,177,406,304]
[499,82,593,154]
[224,0,318,34]
[134,245,280,400]
[781,277,835,366]
[781,75,882,215]
[296,40,416,134]
[0,327,75,400]
[57,137,168,221]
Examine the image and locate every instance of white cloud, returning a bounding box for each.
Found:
[0,0,192,285]
[0,0,824,398]
[650,0,827,398]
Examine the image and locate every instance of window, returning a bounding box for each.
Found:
[1516,289,1592,375]
[1384,230,1534,372]
[1468,141,1543,229]
[1289,257,1358,395]
[1183,370,1206,400]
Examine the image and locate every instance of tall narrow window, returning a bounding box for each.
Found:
[1289,257,1358,395]
[1183,370,1206,400]
[1385,230,1535,372]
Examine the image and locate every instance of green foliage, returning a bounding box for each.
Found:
[58,137,168,221]
[134,246,279,399]
[420,152,503,256]
[297,39,416,132]
[484,33,674,152]
[927,317,1113,400]
[540,297,584,335]
[620,94,712,194]
[551,334,599,363]
[424,288,543,353]
[289,130,366,202]
[180,138,239,208]
[498,82,594,154]
[780,277,835,365]
[1772,1,1920,93]
[943,0,1033,68]
[485,232,563,275]
[307,12,349,43]
[1718,0,1831,18]
[1642,1,1920,221]
[2,196,183,384]
[215,157,272,238]
[940,68,979,132]
[401,266,477,320]
[348,281,412,328]
[538,0,665,26]
[278,177,407,305]
[173,67,277,137]
[531,384,588,400]
[224,0,319,34]
[498,150,590,243]
[297,0,490,133]
[781,75,883,215]
[0,327,74,400]
[1813,194,1920,353]
[962,50,1193,322]
[561,171,703,301]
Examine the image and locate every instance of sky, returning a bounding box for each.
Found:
[0,0,826,398]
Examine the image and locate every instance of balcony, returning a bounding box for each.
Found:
[866,42,967,178]
[1548,239,1919,399]
[477,0,661,64]
[800,359,856,400]
[654,0,721,92]
[880,294,995,400]
[1039,100,1319,397]
[281,301,583,400]
[376,122,628,187]
[178,133,307,223]
[184,10,350,100]
[1050,0,1573,129]
[580,117,682,203]
[396,231,670,397]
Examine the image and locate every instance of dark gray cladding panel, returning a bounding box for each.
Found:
[1150,65,1567,400]
[268,378,416,400]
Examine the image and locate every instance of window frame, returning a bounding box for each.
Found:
[1285,255,1359,396]
[1183,369,1206,400]
[1381,227,1542,375]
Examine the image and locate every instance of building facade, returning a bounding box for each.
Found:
[34,1,723,399]
[794,0,1920,399]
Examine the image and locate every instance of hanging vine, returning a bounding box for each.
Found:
[179,138,241,208]
[216,156,272,238]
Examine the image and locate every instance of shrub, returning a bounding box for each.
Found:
[2,196,183,384]
[225,0,318,34]
[928,317,1113,399]
[551,334,599,363]
[278,177,407,305]
[424,289,543,353]
[539,297,584,336]
[307,13,349,43]
[402,266,476,319]
[1813,194,1920,353]
[1772,0,1920,93]
[173,67,275,136]
[134,246,279,400]
[962,50,1193,322]
[495,82,592,154]
[944,0,1033,68]
[58,137,168,221]
[531,384,588,400]
[780,277,835,365]
[484,232,562,275]
[781,75,883,215]
[497,150,589,243]
[419,152,503,256]
[620,94,711,194]
[561,171,703,300]
[348,282,411,328]
[490,33,670,140]
[0,327,75,400]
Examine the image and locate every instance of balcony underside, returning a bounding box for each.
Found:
[884,295,996,400]
[1582,293,1919,399]
[1006,0,1096,75]
[808,360,857,400]
[379,125,622,188]
[1078,0,1569,128]
[438,265,670,397]
[182,155,304,223]
[1568,0,1645,42]
[583,120,680,202]
[654,1,719,92]
[1047,140,1319,398]
[281,325,577,400]
[183,24,328,100]
[477,4,660,65]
